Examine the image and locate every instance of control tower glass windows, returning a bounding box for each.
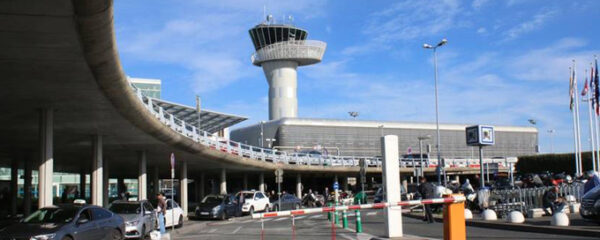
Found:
[248,25,309,50]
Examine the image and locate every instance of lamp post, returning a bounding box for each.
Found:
[418,135,432,178]
[260,121,266,148]
[423,38,447,185]
[547,129,555,154]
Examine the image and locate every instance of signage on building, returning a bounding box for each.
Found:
[466,125,495,146]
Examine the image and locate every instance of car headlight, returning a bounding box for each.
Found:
[30,234,56,240]
[126,220,140,227]
[594,199,600,209]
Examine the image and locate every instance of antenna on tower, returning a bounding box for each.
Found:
[263,5,266,23]
[288,15,294,25]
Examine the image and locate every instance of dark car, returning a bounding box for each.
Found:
[271,193,302,211]
[0,203,125,240]
[374,186,408,203]
[109,200,156,239]
[580,186,600,223]
[195,194,238,220]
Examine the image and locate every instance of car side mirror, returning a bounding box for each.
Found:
[77,218,89,225]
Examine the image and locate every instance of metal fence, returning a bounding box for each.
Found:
[488,183,584,217]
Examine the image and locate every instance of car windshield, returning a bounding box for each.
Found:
[109,203,141,214]
[23,207,78,224]
[201,195,224,204]
[242,193,254,199]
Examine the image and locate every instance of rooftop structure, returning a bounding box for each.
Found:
[249,16,326,120]
[128,77,161,99]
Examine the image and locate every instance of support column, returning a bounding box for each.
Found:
[117,178,125,197]
[296,173,302,198]
[91,135,103,206]
[23,156,32,216]
[10,158,18,217]
[180,161,188,218]
[138,151,147,200]
[38,108,54,208]
[220,169,227,194]
[102,159,109,207]
[79,168,86,199]
[382,135,402,238]
[259,172,265,193]
[152,166,159,196]
[243,173,248,190]
[342,177,348,192]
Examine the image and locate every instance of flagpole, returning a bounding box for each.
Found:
[571,67,581,176]
[584,68,597,172]
[591,62,600,172]
[574,60,583,175]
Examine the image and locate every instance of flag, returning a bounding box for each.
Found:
[582,78,589,96]
[570,67,575,111]
[592,58,600,115]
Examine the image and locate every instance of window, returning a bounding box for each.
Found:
[78,209,92,222]
[256,192,265,199]
[166,200,172,210]
[91,208,112,220]
[143,202,154,212]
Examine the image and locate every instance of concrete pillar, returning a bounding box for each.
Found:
[23,156,32,216]
[79,168,86,199]
[152,166,159,195]
[137,151,147,200]
[38,108,54,208]
[91,135,103,206]
[382,135,402,237]
[180,161,188,218]
[296,173,302,198]
[102,159,109,207]
[259,172,265,193]
[220,169,227,194]
[243,173,248,190]
[10,158,18,217]
[342,177,349,192]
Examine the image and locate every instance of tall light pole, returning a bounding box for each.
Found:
[423,38,447,185]
[528,119,539,153]
[260,121,266,148]
[547,129,555,154]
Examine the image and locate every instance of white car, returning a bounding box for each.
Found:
[159,199,184,228]
[237,191,270,215]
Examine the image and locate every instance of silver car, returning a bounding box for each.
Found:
[109,200,156,239]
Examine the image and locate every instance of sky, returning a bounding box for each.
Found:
[113,0,600,154]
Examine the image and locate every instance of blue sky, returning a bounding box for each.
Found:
[114,0,599,154]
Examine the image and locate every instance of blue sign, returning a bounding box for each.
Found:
[333,181,339,190]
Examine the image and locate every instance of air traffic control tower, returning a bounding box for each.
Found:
[249,17,326,120]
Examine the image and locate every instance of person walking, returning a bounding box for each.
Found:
[156,192,167,234]
[418,177,435,223]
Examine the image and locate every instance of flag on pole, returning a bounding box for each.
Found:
[570,67,575,111]
[582,78,589,96]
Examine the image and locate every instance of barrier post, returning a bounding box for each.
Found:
[328,202,332,221]
[342,210,348,228]
[334,202,339,224]
[292,215,296,240]
[355,199,363,233]
[260,217,265,240]
[443,194,466,240]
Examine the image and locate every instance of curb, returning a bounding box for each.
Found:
[404,212,600,238]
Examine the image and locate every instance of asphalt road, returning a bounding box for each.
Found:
[171,210,598,240]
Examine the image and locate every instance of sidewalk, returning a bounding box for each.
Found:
[405,211,600,238]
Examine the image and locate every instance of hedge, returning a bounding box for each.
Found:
[516,151,594,175]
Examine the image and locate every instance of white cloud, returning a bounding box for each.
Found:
[503,8,558,41]
[477,27,487,34]
[472,0,489,9]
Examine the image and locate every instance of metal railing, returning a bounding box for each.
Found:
[130,84,518,169]
[251,40,326,65]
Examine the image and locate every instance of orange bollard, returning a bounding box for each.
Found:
[443,194,466,240]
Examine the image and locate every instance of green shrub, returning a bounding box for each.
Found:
[516,152,594,175]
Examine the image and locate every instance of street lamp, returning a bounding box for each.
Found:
[260,121,266,148]
[423,38,447,185]
[547,129,555,153]
[418,135,432,178]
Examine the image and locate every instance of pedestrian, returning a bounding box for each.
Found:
[324,187,330,203]
[542,186,564,216]
[417,177,434,223]
[156,192,167,234]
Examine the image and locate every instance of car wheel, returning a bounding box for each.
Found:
[176,215,184,228]
[249,206,255,215]
[110,228,122,240]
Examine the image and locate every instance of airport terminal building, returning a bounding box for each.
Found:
[231,118,538,159]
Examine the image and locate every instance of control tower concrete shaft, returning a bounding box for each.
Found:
[249,21,326,120]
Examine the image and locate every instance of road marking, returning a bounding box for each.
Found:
[366,212,377,216]
[295,216,306,220]
[274,217,288,222]
[262,218,273,222]
[310,214,322,219]
[239,219,254,223]
[231,226,242,234]
[207,228,217,233]
[340,233,355,240]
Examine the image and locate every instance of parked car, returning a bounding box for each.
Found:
[236,190,270,215]
[0,203,125,240]
[580,186,600,223]
[374,186,408,203]
[161,199,184,228]
[271,193,302,211]
[109,200,157,239]
[195,194,238,220]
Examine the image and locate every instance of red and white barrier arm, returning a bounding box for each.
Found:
[252,195,466,219]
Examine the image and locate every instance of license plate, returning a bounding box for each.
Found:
[200,212,209,215]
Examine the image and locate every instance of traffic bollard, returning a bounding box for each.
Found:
[292,215,296,240]
[334,203,339,224]
[328,203,332,221]
[443,194,466,240]
[355,209,363,233]
[342,210,348,228]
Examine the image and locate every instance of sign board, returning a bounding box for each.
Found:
[466,125,495,146]
[333,181,339,190]
[274,169,284,183]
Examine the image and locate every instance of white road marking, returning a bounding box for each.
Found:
[274,217,288,222]
[310,214,322,219]
[262,218,273,222]
[295,216,306,220]
[207,228,217,233]
[231,226,242,234]
[239,219,254,223]
[366,212,377,216]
